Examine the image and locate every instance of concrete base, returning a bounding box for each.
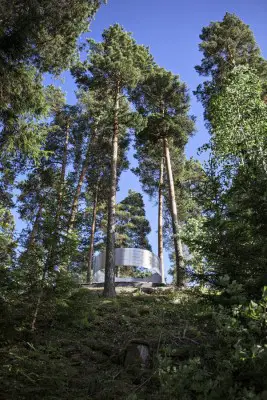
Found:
[81,281,166,288]
[92,272,162,285]
[81,283,174,295]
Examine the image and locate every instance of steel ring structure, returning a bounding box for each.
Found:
[93,248,162,283]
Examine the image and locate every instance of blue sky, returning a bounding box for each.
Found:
[20,0,267,279]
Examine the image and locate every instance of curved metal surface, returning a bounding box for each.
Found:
[93,248,161,283]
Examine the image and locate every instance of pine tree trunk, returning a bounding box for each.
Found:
[57,122,70,221]
[163,137,184,286]
[31,267,46,331]
[27,205,42,249]
[68,152,90,233]
[31,123,70,330]
[50,122,70,269]
[26,205,43,281]
[87,187,98,284]
[103,85,120,298]
[67,126,99,234]
[158,153,165,284]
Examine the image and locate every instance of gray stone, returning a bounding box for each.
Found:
[124,339,150,370]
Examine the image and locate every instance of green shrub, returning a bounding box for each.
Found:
[55,288,96,328]
[157,287,267,399]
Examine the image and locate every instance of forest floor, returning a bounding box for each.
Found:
[0,287,220,399]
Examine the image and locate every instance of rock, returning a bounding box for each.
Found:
[141,287,154,294]
[124,339,150,371]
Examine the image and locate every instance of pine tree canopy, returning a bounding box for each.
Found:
[195,12,267,110]
[196,13,264,78]
[133,67,195,146]
[0,0,105,73]
[73,23,154,94]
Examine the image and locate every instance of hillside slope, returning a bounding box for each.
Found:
[1,287,267,399]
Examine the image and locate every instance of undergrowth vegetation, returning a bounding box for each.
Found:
[1,284,267,399]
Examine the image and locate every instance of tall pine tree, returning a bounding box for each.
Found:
[73,24,153,297]
[132,67,194,286]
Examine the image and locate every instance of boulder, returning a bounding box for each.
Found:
[124,339,150,371]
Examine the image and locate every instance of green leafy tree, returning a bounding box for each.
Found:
[209,66,267,172]
[193,15,267,294]
[192,67,267,292]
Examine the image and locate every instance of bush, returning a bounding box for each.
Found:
[157,287,267,399]
[55,288,96,328]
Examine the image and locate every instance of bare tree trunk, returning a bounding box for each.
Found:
[103,85,120,298]
[163,137,184,287]
[87,187,99,284]
[158,153,165,284]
